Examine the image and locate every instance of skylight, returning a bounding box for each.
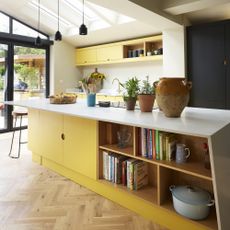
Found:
[28,0,135,35]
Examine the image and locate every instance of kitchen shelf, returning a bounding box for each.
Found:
[76,35,163,66]
[99,144,134,157]
[99,179,158,205]
[98,121,217,229]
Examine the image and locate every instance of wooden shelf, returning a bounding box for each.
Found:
[98,121,218,229]
[99,144,212,181]
[99,179,157,205]
[123,55,162,63]
[99,144,134,156]
[136,155,212,181]
[161,200,218,230]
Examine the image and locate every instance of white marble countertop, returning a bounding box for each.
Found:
[5,98,230,137]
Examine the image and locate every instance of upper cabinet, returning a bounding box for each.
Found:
[76,48,97,65]
[76,35,163,66]
[97,45,123,62]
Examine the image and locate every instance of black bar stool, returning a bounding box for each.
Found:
[9,110,28,159]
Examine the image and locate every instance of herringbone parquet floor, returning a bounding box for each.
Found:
[0,131,167,230]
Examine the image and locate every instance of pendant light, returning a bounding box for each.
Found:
[35,0,42,45]
[79,0,87,35]
[55,0,62,41]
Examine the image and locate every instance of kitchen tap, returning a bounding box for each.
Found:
[112,77,121,94]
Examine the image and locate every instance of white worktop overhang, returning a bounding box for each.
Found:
[5,98,230,138]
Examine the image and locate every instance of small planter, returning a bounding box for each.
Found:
[138,94,155,112]
[125,97,136,110]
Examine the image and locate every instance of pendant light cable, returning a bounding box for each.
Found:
[55,0,62,41]
[35,0,41,45]
[38,0,40,32]
[79,0,87,35]
[58,0,60,31]
[83,0,85,24]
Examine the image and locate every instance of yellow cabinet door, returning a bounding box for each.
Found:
[39,111,63,164]
[28,108,41,153]
[63,115,97,180]
[76,48,96,65]
[97,45,123,62]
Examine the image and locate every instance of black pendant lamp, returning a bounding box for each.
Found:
[55,0,62,41]
[79,0,87,35]
[35,0,42,45]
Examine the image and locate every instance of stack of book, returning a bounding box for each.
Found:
[103,151,148,190]
[139,128,177,161]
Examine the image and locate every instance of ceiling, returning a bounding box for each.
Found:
[0,0,230,47]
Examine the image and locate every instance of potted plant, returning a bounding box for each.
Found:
[138,76,155,112]
[120,77,140,110]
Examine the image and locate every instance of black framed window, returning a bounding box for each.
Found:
[0,11,53,133]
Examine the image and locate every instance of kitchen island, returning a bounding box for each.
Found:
[6,98,230,230]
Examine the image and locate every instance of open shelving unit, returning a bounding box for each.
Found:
[76,35,163,66]
[98,121,218,230]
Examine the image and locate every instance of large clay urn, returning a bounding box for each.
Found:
[154,78,192,117]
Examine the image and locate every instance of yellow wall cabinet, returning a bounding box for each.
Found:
[76,35,163,66]
[76,48,97,65]
[28,109,97,179]
[96,45,123,62]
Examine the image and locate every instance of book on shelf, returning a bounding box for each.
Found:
[103,151,108,180]
[126,158,138,189]
[155,130,160,160]
[147,129,153,159]
[103,152,149,191]
[122,160,127,185]
[159,132,166,160]
[115,155,127,184]
[152,129,156,160]
[141,128,147,157]
[133,161,148,190]
[165,135,177,161]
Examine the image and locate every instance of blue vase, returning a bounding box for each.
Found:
[87,93,96,107]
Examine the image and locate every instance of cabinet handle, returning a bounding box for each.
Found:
[61,133,65,140]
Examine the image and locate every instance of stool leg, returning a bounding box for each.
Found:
[9,115,17,158]
[17,115,23,159]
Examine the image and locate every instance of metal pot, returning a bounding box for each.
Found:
[169,185,214,220]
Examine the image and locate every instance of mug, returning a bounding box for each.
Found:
[176,143,190,163]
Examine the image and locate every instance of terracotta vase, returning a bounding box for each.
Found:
[138,94,155,112]
[154,78,192,117]
[125,98,136,110]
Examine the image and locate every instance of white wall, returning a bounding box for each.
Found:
[82,61,163,91]
[50,41,81,95]
[163,27,185,76]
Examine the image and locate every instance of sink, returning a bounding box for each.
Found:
[110,101,126,108]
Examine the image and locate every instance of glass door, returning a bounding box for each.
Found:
[0,44,8,131]
[12,46,46,128]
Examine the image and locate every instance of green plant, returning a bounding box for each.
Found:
[120,77,140,100]
[139,76,155,95]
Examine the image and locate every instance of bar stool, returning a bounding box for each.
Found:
[9,110,28,159]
